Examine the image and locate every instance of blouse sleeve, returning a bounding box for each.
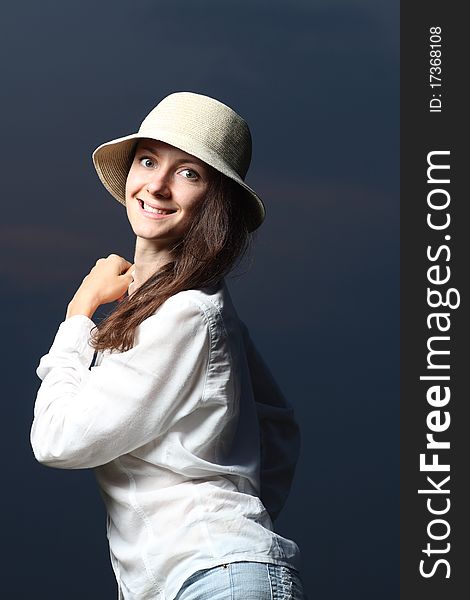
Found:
[239,320,301,523]
[30,295,210,469]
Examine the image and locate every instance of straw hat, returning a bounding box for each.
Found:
[92,91,266,232]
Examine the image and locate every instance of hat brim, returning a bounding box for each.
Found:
[92,132,266,233]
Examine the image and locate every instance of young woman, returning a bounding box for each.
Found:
[30,92,307,600]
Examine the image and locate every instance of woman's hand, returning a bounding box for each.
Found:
[66,254,135,320]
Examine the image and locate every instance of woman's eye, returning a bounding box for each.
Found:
[139,157,155,168]
[180,168,199,180]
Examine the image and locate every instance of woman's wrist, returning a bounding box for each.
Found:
[66,293,100,320]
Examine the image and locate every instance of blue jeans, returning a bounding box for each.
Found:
[174,561,308,600]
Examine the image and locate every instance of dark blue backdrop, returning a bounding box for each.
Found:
[1,1,399,598]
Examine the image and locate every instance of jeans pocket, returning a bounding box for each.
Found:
[178,563,228,593]
[267,564,307,600]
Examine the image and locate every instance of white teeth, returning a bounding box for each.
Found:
[142,202,172,214]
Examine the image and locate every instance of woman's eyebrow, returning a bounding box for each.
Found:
[136,146,207,168]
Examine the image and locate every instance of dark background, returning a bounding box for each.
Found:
[1,1,399,598]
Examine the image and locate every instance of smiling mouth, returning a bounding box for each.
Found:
[137,199,177,215]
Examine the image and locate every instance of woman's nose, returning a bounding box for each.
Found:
[145,171,171,197]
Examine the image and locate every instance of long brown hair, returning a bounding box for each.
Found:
[89,166,255,353]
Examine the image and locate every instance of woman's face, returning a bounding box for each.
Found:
[125,139,212,245]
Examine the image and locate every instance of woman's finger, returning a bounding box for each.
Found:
[107,254,127,265]
[93,255,133,275]
[121,263,135,278]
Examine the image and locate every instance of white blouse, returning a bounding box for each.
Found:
[30,278,302,600]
